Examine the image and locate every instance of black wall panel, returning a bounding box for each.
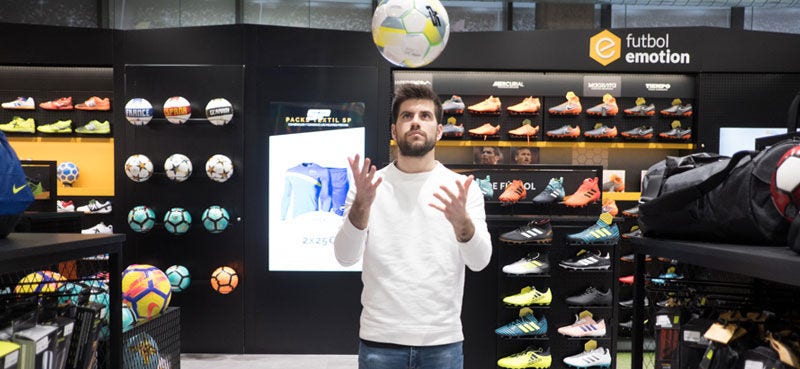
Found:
[0,23,114,66]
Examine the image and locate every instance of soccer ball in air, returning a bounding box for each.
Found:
[211,266,239,295]
[165,265,191,292]
[771,144,800,221]
[125,98,154,126]
[371,0,450,68]
[205,98,233,126]
[164,207,192,235]
[128,205,157,233]
[164,153,192,182]
[205,154,234,183]
[15,270,65,294]
[57,162,79,186]
[122,264,172,320]
[125,154,154,182]
[201,205,230,233]
[163,96,191,124]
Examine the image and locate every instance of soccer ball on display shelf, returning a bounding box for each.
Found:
[371,0,450,68]
[125,154,154,182]
[163,207,192,235]
[201,205,230,233]
[771,144,800,221]
[163,96,191,124]
[125,98,154,126]
[56,162,79,186]
[205,98,233,126]
[164,153,192,182]
[211,266,239,295]
[165,265,191,292]
[128,205,157,233]
[205,154,234,183]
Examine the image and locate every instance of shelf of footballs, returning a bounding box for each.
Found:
[493,216,619,369]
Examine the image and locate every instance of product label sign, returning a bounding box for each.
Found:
[583,75,622,97]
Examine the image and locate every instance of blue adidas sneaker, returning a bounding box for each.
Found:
[476,175,494,199]
[532,177,565,204]
[565,213,619,245]
[495,311,548,337]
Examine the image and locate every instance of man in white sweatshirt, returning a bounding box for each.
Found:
[334,83,492,369]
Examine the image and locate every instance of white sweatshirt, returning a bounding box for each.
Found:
[334,161,492,346]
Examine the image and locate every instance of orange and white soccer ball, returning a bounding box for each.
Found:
[163,96,191,124]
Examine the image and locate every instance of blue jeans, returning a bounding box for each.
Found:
[358,340,463,369]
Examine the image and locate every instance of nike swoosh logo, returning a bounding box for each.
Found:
[12,184,26,194]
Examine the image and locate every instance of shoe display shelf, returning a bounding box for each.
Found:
[627,237,800,369]
[466,164,619,368]
[0,233,125,369]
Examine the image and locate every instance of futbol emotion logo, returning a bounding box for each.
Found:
[589,30,621,66]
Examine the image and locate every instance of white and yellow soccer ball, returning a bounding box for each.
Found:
[164,153,192,182]
[205,154,234,183]
[371,0,450,68]
[125,154,154,182]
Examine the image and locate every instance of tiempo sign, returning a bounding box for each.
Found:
[589,30,692,67]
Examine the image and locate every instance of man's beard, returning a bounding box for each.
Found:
[397,133,436,157]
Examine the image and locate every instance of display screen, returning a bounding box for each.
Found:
[268,101,365,272]
[718,127,786,156]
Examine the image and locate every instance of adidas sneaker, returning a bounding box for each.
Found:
[76,200,112,214]
[559,250,611,271]
[532,177,565,204]
[81,222,113,234]
[502,252,550,275]
[495,312,548,337]
[557,315,607,338]
[57,200,75,213]
[565,213,619,245]
[565,286,612,306]
[499,218,553,244]
[497,346,552,369]
[562,347,612,368]
[503,286,552,306]
[1,97,35,110]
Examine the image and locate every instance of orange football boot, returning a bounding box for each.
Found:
[507,96,541,115]
[602,174,625,192]
[508,120,540,142]
[75,96,111,111]
[602,199,619,216]
[39,97,73,110]
[468,123,500,140]
[499,180,527,203]
[546,124,581,139]
[467,96,501,114]
[563,177,601,207]
[548,91,581,115]
[586,93,618,116]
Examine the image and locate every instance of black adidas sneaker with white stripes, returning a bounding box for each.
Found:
[559,250,611,270]
[499,218,553,244]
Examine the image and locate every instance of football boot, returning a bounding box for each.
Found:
[476,175,494,199]
[507,96,541,115]
[563,347,612,368]
[585,94,618,116]
[565,287,612,306]
[495,310,548,337]
[548,91,581,115]
[468,123,500,139]
[659,121,692,140]
[441,117,464,138]
[532,177,565,204]
[75,96,111,111]
[620,125,654,140]
[497,347,552,369]
[622,206,639,218]
[502,252,550,275]
[557,314,607,337]
[584,123,617,139]
[562,177,600,207]
[623,97,656,116]
[601,199,618,216]
[602,174,624,192]
[565,213,620,245]
[545,124,580,139]
[660,99,693,117]
[499,180,527,203]
[467,96,501,114]
[503,286,552,306]
[75,120,111,134]
[508,120,540,141]
[36,120,72,134]
[0,116,35,133]
[559,250,611,271]
[39,97,73,110]
[442,95,465,114]
[499,218,553,244]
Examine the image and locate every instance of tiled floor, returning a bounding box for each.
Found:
[181,354,359,369]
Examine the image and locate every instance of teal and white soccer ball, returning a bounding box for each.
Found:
[371,0,450,68]
[57,162,79,186]
[128,205,156,233]
[122,304,137,332]
[164,153,192,182]
[125,154,154,182]
[205,154,234,183]
[164,207,191,235]
[201,205,230,233]
[165,265,191,292]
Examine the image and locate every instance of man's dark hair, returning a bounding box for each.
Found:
[391,83,442,124]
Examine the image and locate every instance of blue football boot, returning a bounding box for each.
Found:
[476,175,494,199]
[495,311,548,337]
[532,177,565,204]
[565,213,620,245]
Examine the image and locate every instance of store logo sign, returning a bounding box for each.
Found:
[590,30,621,66]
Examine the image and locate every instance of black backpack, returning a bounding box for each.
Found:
[638,139,799,247]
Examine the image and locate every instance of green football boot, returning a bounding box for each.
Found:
[0,116,35,133]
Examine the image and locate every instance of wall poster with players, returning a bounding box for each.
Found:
[268,101,365,272]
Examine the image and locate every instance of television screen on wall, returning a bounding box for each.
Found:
[268,101,365,272]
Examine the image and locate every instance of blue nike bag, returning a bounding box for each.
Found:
[0,130,33,237]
